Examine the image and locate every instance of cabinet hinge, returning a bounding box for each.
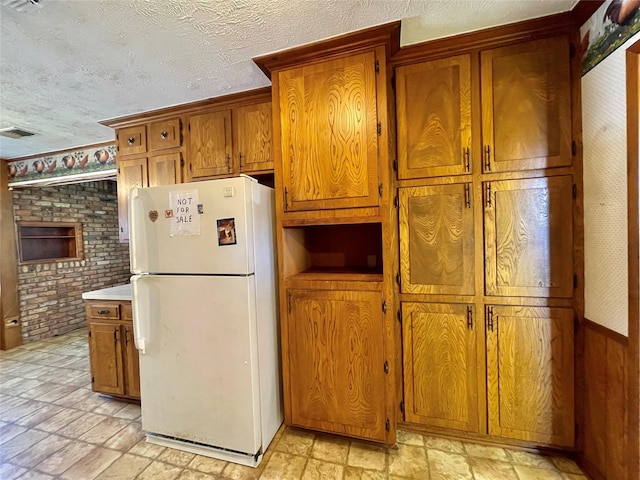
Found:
[400,400,405,414]
[375,59,380,73]
[392,159,398,172]
[397,309,402,325]
[287,291,292,314]
[117,167,120,174]
[284,187,289,211]
[391,74,395,90]
[385,418,390,432]
[487,305,494,332]
[188,123,191,132]
[394,195,399,208]
[464,183,471,209]
[569,43,576,59]
[91,376,94,384]
[572,184,577,199]
[467,305,473,330]
[377,122,382,136]
[382,300,387,314]
[383,360,389,374]
[396,272,401,287]
[88,331,91,338]
[574,274,578,289]
[379,183,383,197]
[572,141,577,156]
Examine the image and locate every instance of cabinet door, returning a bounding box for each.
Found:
[234,101,273,173]
[148,152,181,187]
[117,156,148,243]
[486,305,574,446]
[188,110,232,178]
[402,303,478,432]
[278,52,380,211]
[399,184,474,295]
[481,36,572,172]
[117,126,146,156]
[88,322,124,396]
[484,176,573,298]
[286,288,389,442]
[122,324,140,398]
[149,118,181,151]
[396,55,472,179]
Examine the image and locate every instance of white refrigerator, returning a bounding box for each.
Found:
[129,176,282,467]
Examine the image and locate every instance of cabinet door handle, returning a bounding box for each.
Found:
[160,131,168,139]
[238,152,243,167]
[484,145,491,171]
[464,147,470,172]
[98,309,110,315]
[226,154,231,170]
[128,137,135,145]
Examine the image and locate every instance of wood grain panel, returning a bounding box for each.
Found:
[234,101,273,173]
[402,302,478,432]
[287,288,387,441]
[116,156,148,243]
[484,176,573,298]
[481,35,572,173]
[88,322,124,396]
[279,51,380,211]
[123,325,140,398]
[117,125,146,156]
[396,55,472,179]
[606,340,628,480]
[487,305,574,446]
[149,118,181,151]
[399,184,474,295]
[148,152,181,187]
[188,110,232,179]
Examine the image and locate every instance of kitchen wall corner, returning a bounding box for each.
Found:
[11,180,130,342]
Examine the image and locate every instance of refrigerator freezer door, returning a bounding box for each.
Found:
[130,177,256,275]
[134,274,262,455]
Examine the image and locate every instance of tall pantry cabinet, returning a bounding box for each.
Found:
[254,23,401,444]
[393,29,578,448]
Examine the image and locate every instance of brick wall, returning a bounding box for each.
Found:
[12,180,130,342]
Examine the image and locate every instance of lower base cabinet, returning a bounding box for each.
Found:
[486,305,574,447]
[86,300,140,400]
[285,287,391,442]
[402,302,479,433]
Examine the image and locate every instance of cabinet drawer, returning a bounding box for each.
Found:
[122,303,133,321]
[88,304,121,320]
[149,119,181,151]
[117,126,147,155]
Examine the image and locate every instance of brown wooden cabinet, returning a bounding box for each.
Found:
[402,302,479,432]
[187,110,233,179]
[255,23,399,444]
[396,55,472,179]
[86,300,140,400]
[276,51,381,213]
[234,101,273,174]
[116,156,148,243]
[483,175,574,298]
[398,183,474,295]
[486,305,574,447]
[481,36,572,173]
[394,31,577,449]
[285,287,389,442]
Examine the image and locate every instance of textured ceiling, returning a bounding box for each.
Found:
[0,0,578,159]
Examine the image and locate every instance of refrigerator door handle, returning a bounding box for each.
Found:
[129,187,148,275]
[131,274,148,355]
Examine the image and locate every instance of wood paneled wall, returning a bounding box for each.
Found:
[581,321,628,480]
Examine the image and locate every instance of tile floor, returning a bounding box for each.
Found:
[0,329,589,480]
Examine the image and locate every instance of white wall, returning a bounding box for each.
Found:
[582,31,640,336]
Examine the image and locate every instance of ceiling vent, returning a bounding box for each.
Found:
[0,127,37,139]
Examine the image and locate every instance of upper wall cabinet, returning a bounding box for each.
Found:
[396,55,472,179]
[481,36,572,173]
[276,51,382,212]
[233,101,273,174]
[187,110,233,179]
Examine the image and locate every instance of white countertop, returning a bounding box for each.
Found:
[82,284,132,301]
